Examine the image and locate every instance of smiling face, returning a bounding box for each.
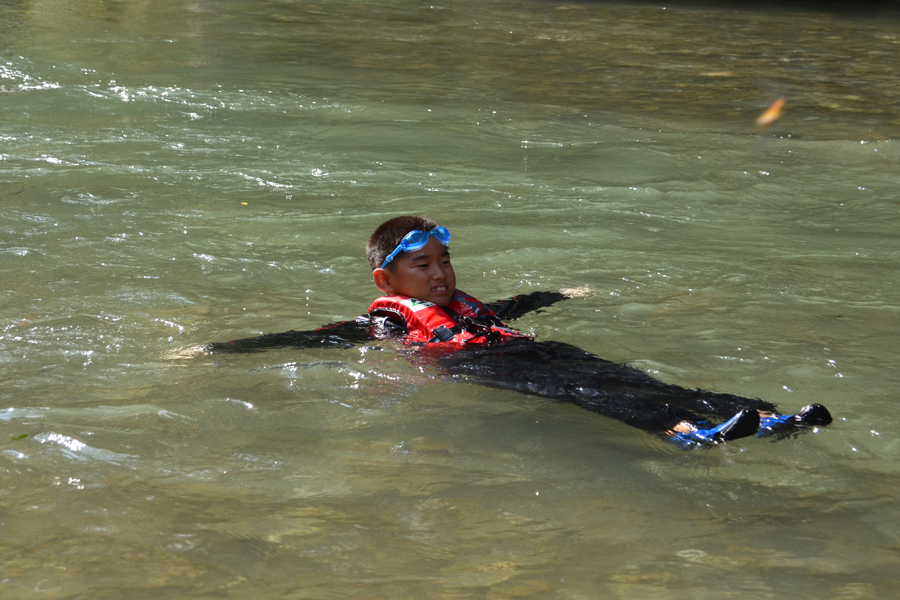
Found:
[372,237,456,307]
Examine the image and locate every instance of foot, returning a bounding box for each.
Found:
[758,403,833,435]
[670,408,761,448]
[795,403,833,425]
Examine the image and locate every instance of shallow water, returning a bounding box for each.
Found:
[2,0,900,597]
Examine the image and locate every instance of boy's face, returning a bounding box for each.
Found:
[372,237,456,307]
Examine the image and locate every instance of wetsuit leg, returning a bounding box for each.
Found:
[437,339,777,435]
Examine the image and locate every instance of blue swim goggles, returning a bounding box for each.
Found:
[380,226,451,269]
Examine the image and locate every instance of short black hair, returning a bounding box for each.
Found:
[366,215,438,271]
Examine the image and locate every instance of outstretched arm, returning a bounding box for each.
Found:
[205,288,585,353]
[486,291,569,321]
[204,319,378,354]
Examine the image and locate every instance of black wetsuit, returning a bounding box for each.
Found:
[206,291,779,436]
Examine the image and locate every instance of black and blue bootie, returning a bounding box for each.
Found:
[670,408,761,448]
[758,403,833,436]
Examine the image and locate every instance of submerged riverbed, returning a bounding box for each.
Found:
[2,0,899,597]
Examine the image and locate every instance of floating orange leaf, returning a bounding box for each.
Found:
[756,97,785,127]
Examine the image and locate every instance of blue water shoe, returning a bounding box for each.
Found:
[671,408,761,448]
[758,403,832,436]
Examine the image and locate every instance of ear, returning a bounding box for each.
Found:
[372,268,396,295]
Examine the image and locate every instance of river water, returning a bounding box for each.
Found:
[2,0,899,597]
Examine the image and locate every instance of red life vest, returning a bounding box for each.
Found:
[367,290,530,344]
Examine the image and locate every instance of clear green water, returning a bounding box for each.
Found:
[2,0,899,597]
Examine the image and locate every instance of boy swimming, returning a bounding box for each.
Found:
[207,215,832,447]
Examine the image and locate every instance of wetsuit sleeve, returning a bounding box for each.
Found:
[203,320,375,353]
[486,291,568,321]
